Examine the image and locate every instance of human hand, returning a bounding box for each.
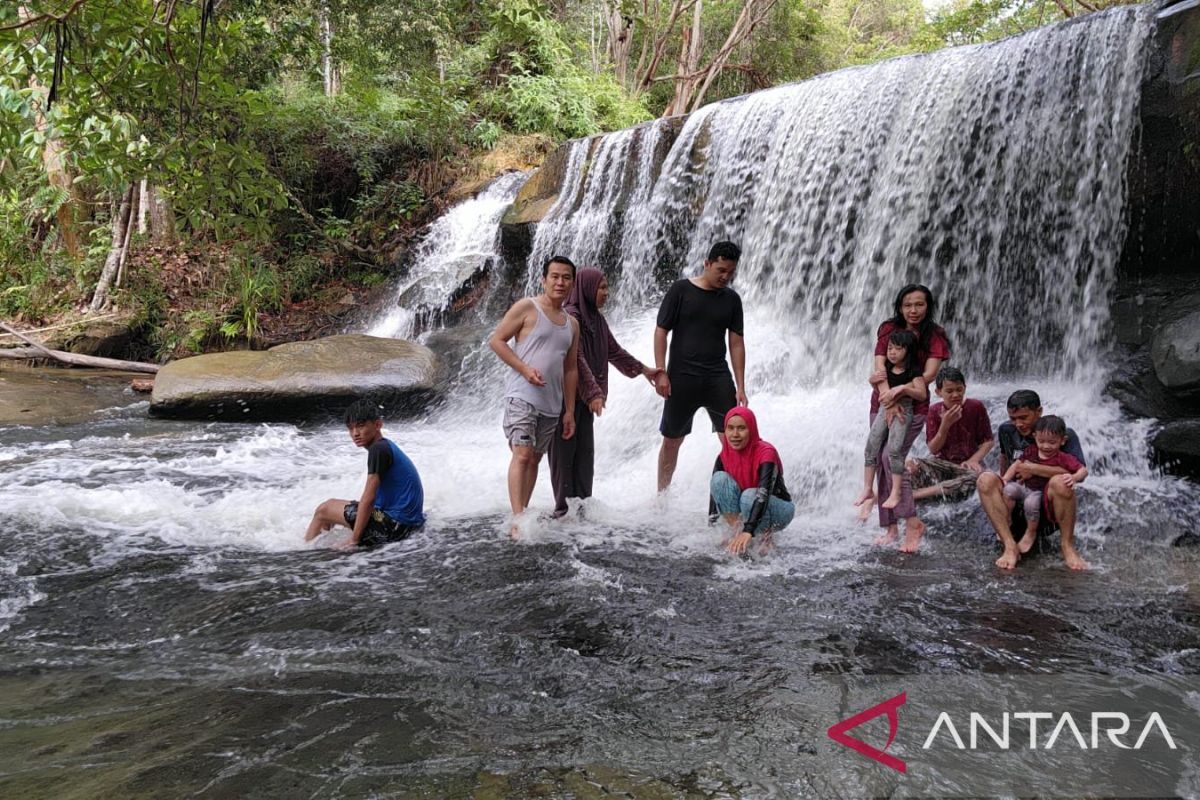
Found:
[1012,460,1033,480]
[942,403,963,427]
[885,404,902,425]
[654,371,671,398]
[523,365,545,386]
[736,388,748,406]
[562,411,575,440]
[869,368,886,386]
[643,366,662,384]
[335,537,358,552]
[1056,473,1076,490]
[588,397,605,416]
[878,387,898,408]
[962,459,983,474]
[724,531,752,556]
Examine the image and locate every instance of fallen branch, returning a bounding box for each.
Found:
[0,323,159,373]
[0,346,160,373]
[0,312,120,342]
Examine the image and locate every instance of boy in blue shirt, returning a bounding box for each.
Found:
[304,399,425,549]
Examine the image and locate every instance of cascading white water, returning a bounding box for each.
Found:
[526,120,667,295]
[393,3,1170,532]
[368,171,529,339]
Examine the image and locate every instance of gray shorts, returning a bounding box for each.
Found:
[503,397,558,454]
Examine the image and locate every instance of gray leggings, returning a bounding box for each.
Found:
[1003,481,1042,520]
[865,399,914,477]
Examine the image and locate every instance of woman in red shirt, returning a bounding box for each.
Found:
[860,284,951,552]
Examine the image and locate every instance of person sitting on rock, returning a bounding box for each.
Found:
[909,366,994,503]
[304,399,425,549]
[975,390,1089,571]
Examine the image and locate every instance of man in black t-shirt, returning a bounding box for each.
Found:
[653,240,747,491]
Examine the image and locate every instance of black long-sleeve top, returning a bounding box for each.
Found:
[713,455,792,535]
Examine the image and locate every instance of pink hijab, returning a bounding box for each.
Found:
[719,406,783,491]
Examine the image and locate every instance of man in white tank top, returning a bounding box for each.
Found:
[489,255,580,537]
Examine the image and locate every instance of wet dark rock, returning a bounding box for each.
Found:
[1106,277,1200,423]
[1152,419,1200,476]
[1119,0,1200,279]
[1152,308,1200,392]
[149,334,439,422]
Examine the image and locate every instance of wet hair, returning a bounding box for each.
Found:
[936,365,966,388]
[1034,414,1067,438]
[888,283,950,356]
[707,241,741,263]
[886,329,919,372]
[1006,389,1041,411]
[344,399,382,426]
[542,255,576,278]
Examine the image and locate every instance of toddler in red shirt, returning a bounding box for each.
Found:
[1001,414,1088,553]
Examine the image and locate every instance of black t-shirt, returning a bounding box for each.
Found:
[886,364,921,389]
[656,278,744,378]
[997,421,1087,467]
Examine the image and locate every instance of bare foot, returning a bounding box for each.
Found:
[881,491,902,510]
[874,526,898,546]
[1062,547,1089,571]
[853,489,874,508]
[899,519,925,553]
[995,547,1020,570]
[856,498,876,523]
[509,520,522,540]
[1017,530,1037,554]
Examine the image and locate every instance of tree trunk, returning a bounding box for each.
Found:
[89,185,134,313]
[147,184,177,245]
[137,179,149,235]
[320,2,341,96]
[606,0,634,87]
[665,0,703,115]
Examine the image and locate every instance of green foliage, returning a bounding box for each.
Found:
[226,254,283,343]
[498,68,651,139]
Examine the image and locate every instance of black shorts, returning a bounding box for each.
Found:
[344,501,421,549]
[660,372,737,439]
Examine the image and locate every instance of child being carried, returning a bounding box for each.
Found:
[1000,414,1088,554]
[856,330,927,512]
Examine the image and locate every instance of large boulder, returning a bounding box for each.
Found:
[1153,419,1200,477]
[1152,310,1200,393]
[149,334,439,421]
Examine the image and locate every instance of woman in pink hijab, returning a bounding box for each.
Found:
[710,406,793,555]
[548,267,661,517]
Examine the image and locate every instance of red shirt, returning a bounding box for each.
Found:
[869,321,951,416]
[1016,446,1084,492]
[925,398,993,463]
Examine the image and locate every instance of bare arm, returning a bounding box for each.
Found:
[488,300,542,385]
[653,326,671,398]
[350,474,381,545]
[963,439,995,470]
[654,326,669,371]
[729,331,747,405]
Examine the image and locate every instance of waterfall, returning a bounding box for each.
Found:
[529,5,1153,386]
[367,171,529,339]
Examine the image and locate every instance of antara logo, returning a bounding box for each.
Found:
[921,712,1178,751]
[827,692,907,773]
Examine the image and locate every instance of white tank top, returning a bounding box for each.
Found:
[503,300,574,416]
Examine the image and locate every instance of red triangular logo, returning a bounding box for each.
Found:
[827,691,907,773]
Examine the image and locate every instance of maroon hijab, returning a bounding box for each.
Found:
[564,267,610,381]
[719,406,783,491]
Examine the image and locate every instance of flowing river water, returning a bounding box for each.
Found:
[3,4,1200,797]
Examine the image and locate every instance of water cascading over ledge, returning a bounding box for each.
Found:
[502,2,1198,389]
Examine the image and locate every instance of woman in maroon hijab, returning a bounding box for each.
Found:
[548,267,661,517]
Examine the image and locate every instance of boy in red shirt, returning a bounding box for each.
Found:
[1000,414,1088,556]
[910,366,994,502]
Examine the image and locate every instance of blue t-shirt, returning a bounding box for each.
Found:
[367,438,425,525]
